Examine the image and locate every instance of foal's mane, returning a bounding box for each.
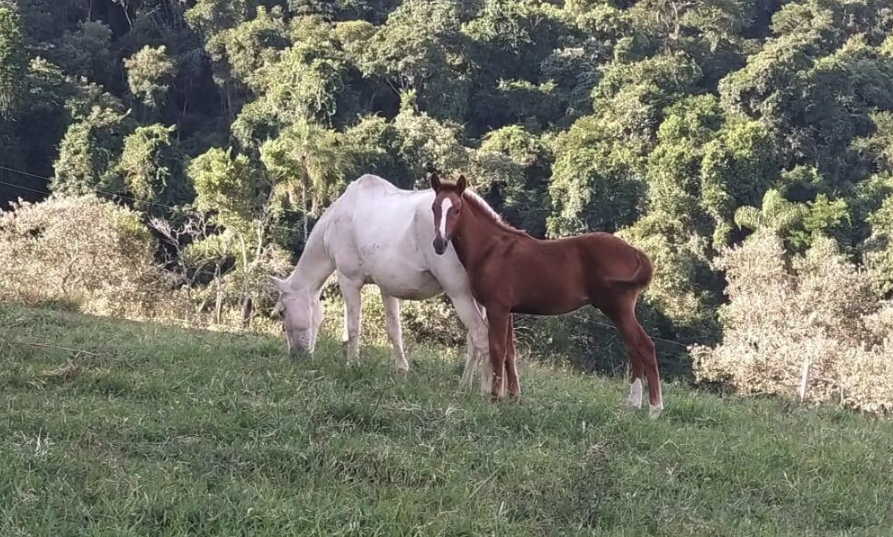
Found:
[462,190,531,238]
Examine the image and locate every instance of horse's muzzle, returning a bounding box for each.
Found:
[288,345,311,359]
[433,237,447,255]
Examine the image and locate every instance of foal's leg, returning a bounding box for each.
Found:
[505,316,521,398]
[486,308,510,400]
[380,291,409,373]
[633,322,662,418]
[612,312,661,417]
[602,299,658,415]
[628,350,645,410]
[338,275,363,364]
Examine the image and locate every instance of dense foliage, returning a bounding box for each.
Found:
[0,0,891,399]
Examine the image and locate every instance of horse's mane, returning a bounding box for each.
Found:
[463,190,532,238]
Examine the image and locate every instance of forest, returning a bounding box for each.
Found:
[1,0,892,411]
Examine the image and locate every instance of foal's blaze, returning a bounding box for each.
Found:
[430,173,466,255]
[429,172,663,417]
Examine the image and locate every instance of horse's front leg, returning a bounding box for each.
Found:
[505,315,520,398]
[443,292,490,394]
[338,274,363,364]
[380,290,409,373]
[459,331,477,390]
[486,308,511,400]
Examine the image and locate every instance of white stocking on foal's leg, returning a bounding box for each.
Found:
[381,291,409,373]
[339,275,362,364]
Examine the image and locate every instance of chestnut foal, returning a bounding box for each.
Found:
[430,173,664,417]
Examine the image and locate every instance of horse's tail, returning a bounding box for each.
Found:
[611,249,653,290]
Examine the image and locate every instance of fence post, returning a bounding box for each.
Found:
[799,356,811,402]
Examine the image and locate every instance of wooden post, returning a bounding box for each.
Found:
[799,356,811,402]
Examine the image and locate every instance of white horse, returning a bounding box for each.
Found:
[270,174,490,390]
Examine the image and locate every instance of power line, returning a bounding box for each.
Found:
[587,319,690,350]
[0,164,51,182]
[0,165,191,211]
[1,166,694,352]
[0,166,306,235]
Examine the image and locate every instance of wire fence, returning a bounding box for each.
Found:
[1,163,692,357]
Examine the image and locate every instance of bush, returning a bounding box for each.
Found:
[0,195,167,316]
[692,231,893,413]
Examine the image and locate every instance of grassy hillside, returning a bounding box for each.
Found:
[1,303,892,537]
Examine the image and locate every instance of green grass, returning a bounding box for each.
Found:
[1,303,892,536]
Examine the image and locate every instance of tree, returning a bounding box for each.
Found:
[52,107,133,196]
[116,124,184,205]
[360,0,469,119]
[187,147,291,325]
[548,116,645,236]
[862,191,893,293]
[184,0,250,39]
[0,4,26,117]
[185,0,251,117]
[46,20,112,83]
[477,125,552,236]
[261,119,353,239]
[125,45,177,112]
[390,97,470,186]
[204,6,289,95]
[734,188,850,251]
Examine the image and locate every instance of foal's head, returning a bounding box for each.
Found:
[429,172,467,256]
[269,276,323,356]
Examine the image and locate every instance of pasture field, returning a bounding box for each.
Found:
[1,303,893,537]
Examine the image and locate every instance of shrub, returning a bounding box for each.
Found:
[0,195,167,316]
[692,231,893,413]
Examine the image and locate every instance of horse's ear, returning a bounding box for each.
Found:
[456,175,467,194]
[269,276,288,293]
[429,172,442,191]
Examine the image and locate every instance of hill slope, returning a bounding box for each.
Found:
[1,304,892,536]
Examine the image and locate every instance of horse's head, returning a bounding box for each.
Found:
[270,276,322,356]
[429,172,467,256]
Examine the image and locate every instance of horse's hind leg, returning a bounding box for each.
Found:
[338,274,363,364]
[505,316,521,398]
[603,301,661,417]
[628,349,645,410]
[380,291,409,373]
[634,322,662,418]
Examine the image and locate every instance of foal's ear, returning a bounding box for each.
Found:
[429,172,442,191]
[456,175,467,194]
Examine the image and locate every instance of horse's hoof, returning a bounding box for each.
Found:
[649,404,664,419]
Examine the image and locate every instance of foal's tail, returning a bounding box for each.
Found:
[612,250,653,290]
